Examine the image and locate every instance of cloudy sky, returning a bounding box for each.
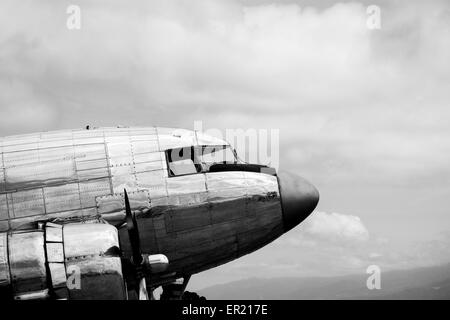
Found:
[1,0,450,290]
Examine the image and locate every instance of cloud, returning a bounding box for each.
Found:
[1,0,449,190]
[300,211,370,242]
[190,217,450,290]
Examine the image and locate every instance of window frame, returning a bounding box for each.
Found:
[165,146,201,177]
[165,145,237,178]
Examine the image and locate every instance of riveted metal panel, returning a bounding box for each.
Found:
[0,221,8,232]
[109,156,134,167]
[44,183,81,213]
[3,149,39,168]
[0,233,9,287]
[107,138,133,167]
[136,170,167,199]
[1,135,39,152]
[77,167,110,180]
[5,160,77,190]
[206,172,249,224]
[204,220,237,240]
[243,172,279,195]
[38,146,73,163]
[75,142,109,180]
[12,189,45,217]
[2,143,37,153]
[168,192,208,207]
[12,208,97,228]
[96,190,150,215]
[79,179,111,208]
[166,174,206,196]
[210,197,246,223]
[130,134,158,142]
[110,165,137,194]
[46,243,65,263]
[150,197,170,216]
[244,172,281,218]
[134,161,163,173]
[237,223,284,255]
[237,206,282,235]
[46,223,63,242]
[76,158,108,171]
[131,140,159,155]
[48,263,67,289]
[208,188,247,202]
[73,137,105,146]
[63,223,119,259]
[74,144,107,162]
[133,151,162,163]
[132,218,158,255]
[0,194,8,220]
[105,135,130,146]
[8,231,47,293]
[135,169,166,182]
[75,146,108,179]
[206,172,247,203]
[0,168,5,193]
[170,235,237,266]
[96,194,123,215]
[206,172,247,190]
[128,190,151,212]
[152,215,167,238]
[167,203,211,233]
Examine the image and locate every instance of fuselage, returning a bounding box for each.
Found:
[0,126,318,288]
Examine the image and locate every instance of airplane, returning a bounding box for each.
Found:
[0,126,319,300]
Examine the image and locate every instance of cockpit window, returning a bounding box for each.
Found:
[165,145,237,177]
[166,146,201,177]
[200,145,237,171]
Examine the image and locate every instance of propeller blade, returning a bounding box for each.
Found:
[124,189,149,299]
[124,189,142,265]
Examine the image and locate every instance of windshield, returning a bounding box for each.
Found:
[199,145,237,166]
[165,145,239,177]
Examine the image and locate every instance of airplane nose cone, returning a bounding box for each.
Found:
[278,171,319,232]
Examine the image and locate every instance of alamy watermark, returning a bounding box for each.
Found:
[66,5,81,30]
[65,4,380,31]
[66,265,81,290]
[366,265,381,290]
[366,5,381,30]
[193,121,280,171]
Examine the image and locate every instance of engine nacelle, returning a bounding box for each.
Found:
[0,222,126,300]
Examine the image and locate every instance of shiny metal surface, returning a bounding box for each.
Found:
[45,223,67,295]
[0,126,319,299]
[8,231,47,294]
[63,223,126,300]
[0,232,9,288]
[0,127,234,231]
